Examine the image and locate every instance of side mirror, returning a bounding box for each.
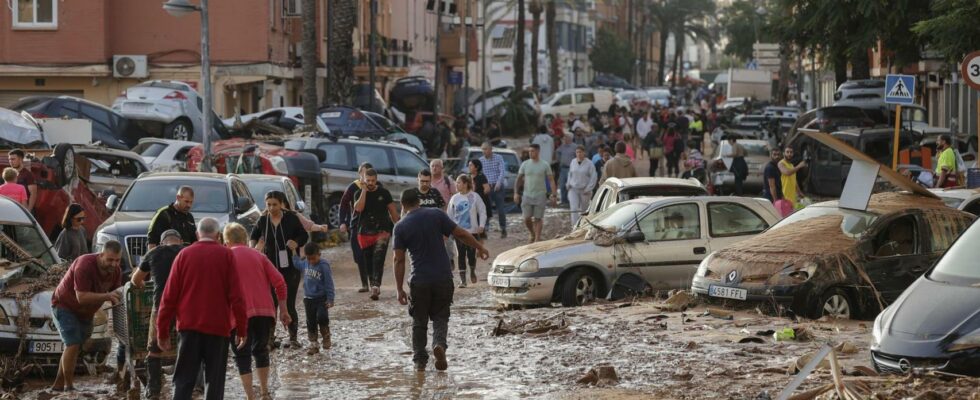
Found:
[295,200,307,213]
[235,197,254,214]
[106,195,119,211]
[624,231,645,243]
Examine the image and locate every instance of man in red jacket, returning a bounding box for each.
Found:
[156,217,247,400]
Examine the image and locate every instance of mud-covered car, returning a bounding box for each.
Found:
[692,193,974,320]
[489,196,780,307]
[871,219,980,376]
[0,196,111,370]
[930,188,980,216]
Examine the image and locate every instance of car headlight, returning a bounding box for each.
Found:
[696,253,715,277]
[871,312,884,346]
[949,328,980,352]
[517,259,539,273]
[0,305,8,325]
[92,309,108,327]
[771,261,819,284]
[270,156,289,175]
[94,232,118,252]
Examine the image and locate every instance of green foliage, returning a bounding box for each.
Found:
[499,90,538,137]
[588,27,634,81]
[720,1,773,62]
[912,0,980,62]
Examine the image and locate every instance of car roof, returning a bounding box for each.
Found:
[620,195,763,207]
[238,174,289,183]
[604,177,704,189]
[808,192,952,216]
[17,95,118,113]
[0,196,33,225]
[929,188,980,200]
[136,172,236,181]
[466,146,518,155]
[137,137,197,146]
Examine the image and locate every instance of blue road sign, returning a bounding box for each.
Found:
[885,74,915,105]
[448,71,463,85]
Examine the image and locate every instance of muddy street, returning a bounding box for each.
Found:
[12,210,980,399]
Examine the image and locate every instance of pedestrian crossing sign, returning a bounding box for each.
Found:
[885,74,915,105]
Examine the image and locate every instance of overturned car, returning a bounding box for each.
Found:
[692,192,974,320]
[0,196,111,371]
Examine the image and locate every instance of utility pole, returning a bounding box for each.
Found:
[464,0,471,116]
[324,0,333,106]
[369,0,377,112]
[481,0,488,134]
[434,3,442,116]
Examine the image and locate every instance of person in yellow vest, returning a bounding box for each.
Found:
[934,134,959,188]
[778,146,807,208]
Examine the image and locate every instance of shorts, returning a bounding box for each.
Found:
[52,306,93,346]
[521,195,546,219]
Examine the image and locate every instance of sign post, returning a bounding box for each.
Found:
[885,74,916,170]
[961,51,980,164]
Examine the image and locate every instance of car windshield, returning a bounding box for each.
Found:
[0,223,58,268]
[929,222,980,283]
[940,196,965,209]
[137,143,167,157]
[244,181,283,210]
[120,179,229,213]
[588,201,649,231]
[769,206,878,238]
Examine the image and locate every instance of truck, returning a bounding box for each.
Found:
[726,68,773,102]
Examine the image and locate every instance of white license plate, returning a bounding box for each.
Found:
[708,285,747,301]
[321,111,342,118]
[490,276,509,287]
[29,340,64,354]
[124,103,151,112]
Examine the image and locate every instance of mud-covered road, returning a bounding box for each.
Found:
[13,209,980,399]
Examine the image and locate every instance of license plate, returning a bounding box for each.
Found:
[29,341,64,354]
[708,285,747,301]
[124,103,150,112]
[490,276,509,287]
[321,111,341,118]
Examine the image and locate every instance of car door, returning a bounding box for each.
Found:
[861,215,932,303]
[392,147,428,192]
[230,179,260,230]
[574,92,596,115]
[316,141,357,195]
[632,202,709,290]
[705,201,771,250]
[551,94,574,116]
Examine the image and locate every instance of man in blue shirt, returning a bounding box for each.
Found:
[392,189,488,372]
[478,141,508,238]
[762,148,784,203]
[294,242,335,355]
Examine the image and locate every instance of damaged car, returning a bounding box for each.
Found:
[691,192,974,319]
[489,196,780,307]
[871,218,980,376]
[0,196,112,371]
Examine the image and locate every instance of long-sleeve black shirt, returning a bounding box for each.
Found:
[250,211,309,271]
[147,204,196,246]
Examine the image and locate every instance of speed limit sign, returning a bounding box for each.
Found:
[962,51,980,91]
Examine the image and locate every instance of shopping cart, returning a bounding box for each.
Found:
[110,281,177,396]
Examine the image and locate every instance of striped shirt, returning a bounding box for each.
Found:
[480,153,506,187]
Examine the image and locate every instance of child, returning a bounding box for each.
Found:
[293,242,335,355]
[447,174,487,288]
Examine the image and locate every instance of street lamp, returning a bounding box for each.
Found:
[163,0,213,172]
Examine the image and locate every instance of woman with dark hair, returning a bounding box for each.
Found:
[250,190,309,348]
[53,203,87,261]
[662,125,682,178]
[467,159,491,226]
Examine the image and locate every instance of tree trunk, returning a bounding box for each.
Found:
[832,49,848,88]
[671,31,684,88]
[849,48,871,80]
[627,0,635,84]
[546,2,558,93]
[327,0,356,105]
[301,0,317,125]
[777,44,789,105]
[657,28,669,86]
[529,1,542,90]
[514,0,526,90]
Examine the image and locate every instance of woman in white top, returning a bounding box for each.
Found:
[566,145,598,226]
[447,174,487,288]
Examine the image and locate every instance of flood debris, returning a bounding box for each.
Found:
[576,365,619,386]
[701,308,734,320]
[491,313,570,337]
[655,291,695,312]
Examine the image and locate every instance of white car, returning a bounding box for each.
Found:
[73,145,149,197]
[930,188,980,216]
[0,196,112,370]
[488,196,781,306]
[131,137,198,172]
[540,88,615,119]
[113,80,227,142]
[647,88,672,107]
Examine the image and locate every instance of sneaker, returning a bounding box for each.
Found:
[289,339,302,349]
[470,270,477,284]
[370,286,380,301]
[458,282,467,288]
[358,286,369,293]
[433,345,448,371]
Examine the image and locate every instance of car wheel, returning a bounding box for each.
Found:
[327,195,341,228]
[165,119,193,141]
[561,269,599,307]
[816,288,853,320]
[53,143,76,187]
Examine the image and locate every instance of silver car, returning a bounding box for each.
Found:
[488,196,780,307]
[709,139,770,195]
[74,145,149,197]
[113,80,226,142]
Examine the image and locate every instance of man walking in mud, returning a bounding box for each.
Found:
[515,143,557,244]
[393,189,489,371]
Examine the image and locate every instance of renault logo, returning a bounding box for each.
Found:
[898,358,912,373]
[726,270,738,283]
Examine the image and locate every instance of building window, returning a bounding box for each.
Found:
[12,0,57,29]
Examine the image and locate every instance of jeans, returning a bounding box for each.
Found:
[350,229,368,288]
[303,297,330,340]
[558,167,570,204]
[666,153,680,177]
[362,235,391,287]
[173,331,229,400]
[649,155,660,177]
[230,316,273,375]
[409,280,455,364]
[567,187,591,226]
[734,175,745,196]
[455,239,476,274]
[281,268,301,340]
[487,186,507,234]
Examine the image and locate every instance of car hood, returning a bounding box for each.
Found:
[0,290,55,320]
[99,210,229,236]
[494,234,592,267]
[880,277,980,338]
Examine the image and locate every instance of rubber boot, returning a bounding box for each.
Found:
[307,335,319,355]
[321,326,331,350]
[145,356,162,399]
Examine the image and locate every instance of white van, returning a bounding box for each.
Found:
[540,88,615,118]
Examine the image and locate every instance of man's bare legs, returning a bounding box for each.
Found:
[524,217,535,243]
[52,344,81,391]
[532,218,544,243]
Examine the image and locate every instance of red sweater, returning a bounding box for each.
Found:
[156,240,247,341]
[230,245,286,320]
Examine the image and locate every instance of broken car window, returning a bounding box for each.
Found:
[1,223,57,268]
[708,202,768,237]
[929,222,980,283]
[589,201,649,232]
[770,206,877,238]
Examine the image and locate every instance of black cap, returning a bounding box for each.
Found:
[401,188,420,206]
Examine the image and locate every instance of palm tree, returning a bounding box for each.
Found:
[529,1,543,89]
[326,0,356,105]
[514,0,526,90]
[546,1,558,92]
[647,0,715,87]
[301,0,317,126]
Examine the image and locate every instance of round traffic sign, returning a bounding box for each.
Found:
[962,51,980,91]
